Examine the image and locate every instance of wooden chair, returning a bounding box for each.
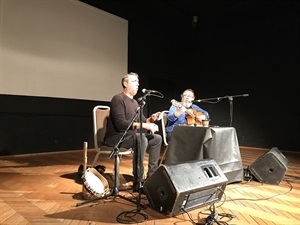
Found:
[92,105,133,167]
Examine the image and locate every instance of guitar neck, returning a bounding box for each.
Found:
[171,99,195,119]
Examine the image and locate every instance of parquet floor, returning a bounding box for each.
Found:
[0,146,299,225]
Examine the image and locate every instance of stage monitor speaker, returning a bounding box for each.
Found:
[143,158,228,217]
[249,147,289,185]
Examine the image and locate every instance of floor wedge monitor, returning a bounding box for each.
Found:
[249,147,288,185]
[143,158,228,217]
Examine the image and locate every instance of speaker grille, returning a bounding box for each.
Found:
[249,147,288,185]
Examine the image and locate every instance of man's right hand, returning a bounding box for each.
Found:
[147,123,159,134]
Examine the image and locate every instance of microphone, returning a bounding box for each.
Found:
[142,88,159,94]
[192,99,202,102]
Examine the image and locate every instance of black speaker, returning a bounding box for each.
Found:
[143,159,228,217]
[249,147,289,185]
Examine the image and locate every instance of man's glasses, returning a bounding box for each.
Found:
[182,95,194,98]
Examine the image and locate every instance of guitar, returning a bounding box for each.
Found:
[170,99,204,126]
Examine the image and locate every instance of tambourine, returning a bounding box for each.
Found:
[82,167,110,198]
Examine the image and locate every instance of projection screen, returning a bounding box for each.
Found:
[0,0,128,101]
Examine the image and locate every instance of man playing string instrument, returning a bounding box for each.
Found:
[166,88,209,142]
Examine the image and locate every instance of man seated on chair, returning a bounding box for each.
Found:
[104,72,162,191]
[166,88,209,142]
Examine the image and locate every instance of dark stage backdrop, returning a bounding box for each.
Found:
[0,0,299,155]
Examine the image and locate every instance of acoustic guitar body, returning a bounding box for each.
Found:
[171,99,203,126]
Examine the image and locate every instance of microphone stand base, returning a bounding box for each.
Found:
[76,186,146,210]
[111,187,119,196]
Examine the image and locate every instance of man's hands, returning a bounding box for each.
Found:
[145,112,162,133]
[133,112,160,134]
[148,112,162,123]
[146,123,159,134]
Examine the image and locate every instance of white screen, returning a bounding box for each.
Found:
[0,0,128,101]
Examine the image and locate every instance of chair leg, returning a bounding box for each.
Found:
[92,151,101,167]
[159,145,168,166]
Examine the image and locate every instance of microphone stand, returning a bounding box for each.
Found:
[115,98,149,224]
[194,94,249,127]
[218,94,249,127]
[108,105,140,200]
[134,93,150,211]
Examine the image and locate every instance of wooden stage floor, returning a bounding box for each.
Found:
[0,146,299,225]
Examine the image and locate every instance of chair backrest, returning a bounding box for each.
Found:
[92,105,133,167]
[93,105,110,149]
[160,110,169,146]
